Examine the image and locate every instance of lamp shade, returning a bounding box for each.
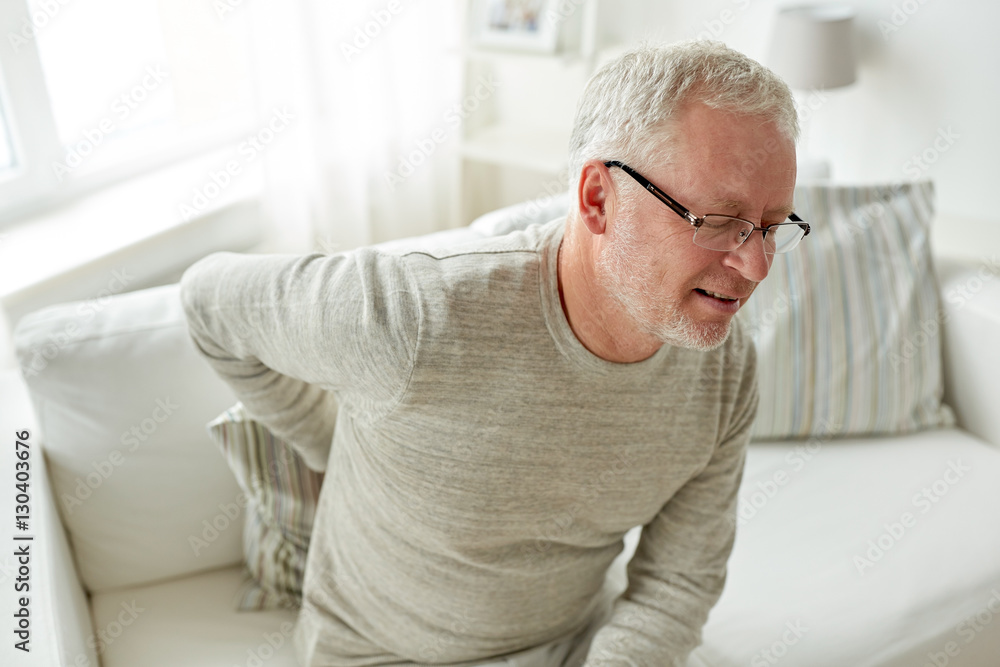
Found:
[767,4,857,90]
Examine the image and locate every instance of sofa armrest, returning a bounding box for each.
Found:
[1,369,98,666]
[937,257,1000,448]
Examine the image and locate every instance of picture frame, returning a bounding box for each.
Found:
[470,0,560,53]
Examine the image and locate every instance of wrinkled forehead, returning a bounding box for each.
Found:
[645,104,797,212]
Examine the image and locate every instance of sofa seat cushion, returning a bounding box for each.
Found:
[90,564,299,667]
[691,427,1000,666]
[85,428,1000,666]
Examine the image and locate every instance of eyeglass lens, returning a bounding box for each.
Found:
[694,216,804,254]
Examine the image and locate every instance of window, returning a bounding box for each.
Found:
[0,0,257,225]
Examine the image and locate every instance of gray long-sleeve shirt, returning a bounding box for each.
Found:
[179,218,757,667]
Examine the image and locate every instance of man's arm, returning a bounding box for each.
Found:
[179,249,419,471]
[583,343,758,667]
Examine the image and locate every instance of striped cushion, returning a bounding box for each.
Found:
[736,181,955,440]
[207,403,324,610]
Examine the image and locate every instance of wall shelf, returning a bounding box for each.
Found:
[460,124,570,174]
[455,0,603,224]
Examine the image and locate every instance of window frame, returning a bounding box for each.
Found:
[0,0,64,220]
[0,0,261,228]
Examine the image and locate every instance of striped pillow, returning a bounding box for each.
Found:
[207,403,324,610]
[736,181,955,440]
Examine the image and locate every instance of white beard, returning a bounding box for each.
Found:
[594,212,732,352]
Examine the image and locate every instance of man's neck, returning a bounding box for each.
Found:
[556,222,664,364]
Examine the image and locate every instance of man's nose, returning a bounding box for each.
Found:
[723,230,772,283]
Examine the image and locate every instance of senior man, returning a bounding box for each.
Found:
[180,40,805,667]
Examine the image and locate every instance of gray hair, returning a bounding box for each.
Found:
[567,40,799,189]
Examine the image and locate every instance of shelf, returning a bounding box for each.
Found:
[460,124,570,174]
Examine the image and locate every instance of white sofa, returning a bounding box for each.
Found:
[5,195,1000,667]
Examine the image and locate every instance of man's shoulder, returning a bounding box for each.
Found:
[397,218,561,262]
[364,218,563,287]
[335,220,563,332]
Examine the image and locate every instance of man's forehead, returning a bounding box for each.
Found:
[645,104,798,215]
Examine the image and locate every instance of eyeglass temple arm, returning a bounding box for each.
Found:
[602,161,697,224]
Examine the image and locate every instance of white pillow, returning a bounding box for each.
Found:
[13,284,245,592]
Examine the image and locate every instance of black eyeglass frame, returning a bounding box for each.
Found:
[603,160,810,252]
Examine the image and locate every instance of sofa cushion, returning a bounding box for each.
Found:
[737,181,956,439]
[937,257,1000,449]
[85,430,1000,666]
[690,428,1000,666]
[13,283,245,593]
[90,565,299,667]
[207,403,324,611]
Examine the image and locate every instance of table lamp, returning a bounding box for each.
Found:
[766,4,858,181]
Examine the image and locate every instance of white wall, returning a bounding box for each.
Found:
[597,0,999,261]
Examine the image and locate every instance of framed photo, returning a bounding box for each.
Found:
[471,0,560,53]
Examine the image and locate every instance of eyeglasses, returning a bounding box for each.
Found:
[603,161,810,254]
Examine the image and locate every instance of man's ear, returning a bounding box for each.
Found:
[577,160,612,235]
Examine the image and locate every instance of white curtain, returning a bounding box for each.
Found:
[245,0,464,254]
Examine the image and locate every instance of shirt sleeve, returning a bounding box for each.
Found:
[582,341,758,667]
[179,248,420,472]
